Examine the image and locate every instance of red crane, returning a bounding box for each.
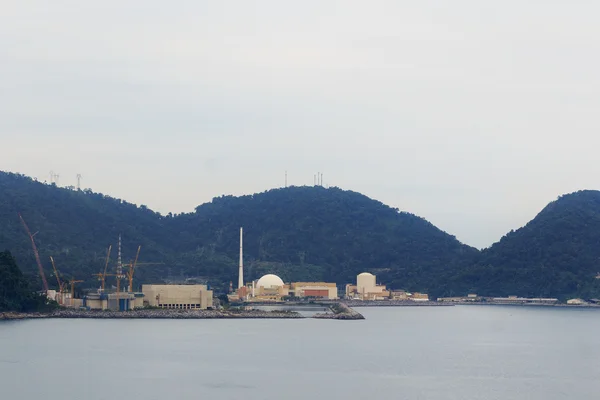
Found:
[18,213,49,292]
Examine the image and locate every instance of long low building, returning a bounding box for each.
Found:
[142,284,213,309]
[289,282,338,300]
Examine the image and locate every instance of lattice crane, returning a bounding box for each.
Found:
[92,245,112,292]
[18,213,49,291]
[49,256,66,304]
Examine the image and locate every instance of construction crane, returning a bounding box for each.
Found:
[126,261,163,292]
[49,256,66,304]
[92,245,112,292]
[69,278,83,307]
[125,246,141,292]
[18,213,49,292]
[124,245,164,292]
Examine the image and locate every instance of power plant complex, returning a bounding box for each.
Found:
[228,228,429,303]
[44,226,428,310]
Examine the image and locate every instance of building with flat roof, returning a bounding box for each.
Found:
[83,292,143,311]
[142,284,213,310]
[289,282,338,300]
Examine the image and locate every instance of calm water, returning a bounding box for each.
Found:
[1,306,599,400]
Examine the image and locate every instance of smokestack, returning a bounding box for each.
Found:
[238,227,244,289]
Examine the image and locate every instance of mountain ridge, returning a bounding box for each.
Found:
[2,170,600,299]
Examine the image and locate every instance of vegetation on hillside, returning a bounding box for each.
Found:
[3,171,600,299]
[0,171,474,295]
[444,191,600,300]
[0,251,57,312]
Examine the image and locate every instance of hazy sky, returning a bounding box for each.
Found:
[2,1,599,249]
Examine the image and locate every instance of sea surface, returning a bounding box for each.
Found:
[1,305,599,400]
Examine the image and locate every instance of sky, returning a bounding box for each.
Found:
[1,1,599,249]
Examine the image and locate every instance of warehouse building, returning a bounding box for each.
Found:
[142,284,213,309]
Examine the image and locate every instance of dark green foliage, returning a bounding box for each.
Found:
[3,171,600,299]
[0,171,474,295]
[448,191,600,300]
[0,250,58,312]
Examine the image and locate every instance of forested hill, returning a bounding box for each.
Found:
[4,170,600,299]
[170,186,478,291]
[446,190,600,299]
[0,171,476,294]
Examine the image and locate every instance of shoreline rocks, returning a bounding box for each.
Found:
[2,304,366,320]
[1,309,305,320]
[313,303,365,320]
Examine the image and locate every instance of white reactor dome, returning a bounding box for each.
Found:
[256,274,285,288]
[357,272,375,278]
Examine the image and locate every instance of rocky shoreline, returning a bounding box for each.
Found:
[342,300,454,307]
[314,303,365,320]
[0,308,305,320]
[1,303,366,321]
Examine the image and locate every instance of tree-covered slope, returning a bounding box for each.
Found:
[0,171,476,294]
[7,170,600,299]
[0,172,172,288]
[446,190,600,299]
[170,186,478,291]
[0,250,56,312]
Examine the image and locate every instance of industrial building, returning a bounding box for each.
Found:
[229,228,338,302]
[345,272,429,301]
[142,284,213,309]
[289,282,338,300]
[83,292,143,311]
[229,274,339,302]
[491,296,558,305]
[345,272,389,300]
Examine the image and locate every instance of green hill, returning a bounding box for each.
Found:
[446,190,600,299]
[4,170,600,299]
[0,171,475,295]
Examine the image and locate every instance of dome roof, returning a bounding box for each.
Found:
[358,272,374,277]
[256,274,285,288]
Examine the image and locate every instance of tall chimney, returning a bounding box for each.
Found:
[238,227,244,289]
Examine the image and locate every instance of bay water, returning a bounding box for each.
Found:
[1,305,599,400]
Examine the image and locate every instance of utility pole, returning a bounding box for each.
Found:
[285,171,287,188]
[76,174,82,191]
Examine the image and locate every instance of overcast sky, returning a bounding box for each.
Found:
[1,1,599,249]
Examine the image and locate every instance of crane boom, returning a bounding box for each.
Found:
[102,245,112,291]
[127,246,142,292]
[49,256,65,305]
[49,256,63,291]
[18,213,49,291]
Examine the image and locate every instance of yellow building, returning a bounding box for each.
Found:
[244,274,290,302]
[289,282,338,300]
[345,272,389,300]
[410,292,429,302]
[232,274,339,302]
[142,284,213,309]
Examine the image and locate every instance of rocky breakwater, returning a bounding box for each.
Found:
[1,308,304,320]
[313,303,365,320]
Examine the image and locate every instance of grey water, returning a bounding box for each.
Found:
[1,306,599,400]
